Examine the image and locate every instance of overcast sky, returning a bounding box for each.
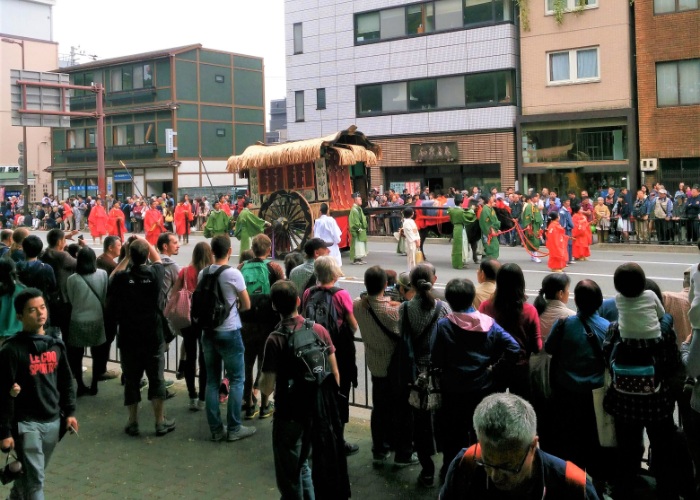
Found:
[53,0,287,122]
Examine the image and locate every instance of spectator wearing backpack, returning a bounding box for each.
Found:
[193,234,255,442]
[260,280,349,499]
[301,255,360,456]
[238,234,284,419]
[313,203,342,267]
[353,266,415,467]
[289,238,332,299]
[106,237,176,437]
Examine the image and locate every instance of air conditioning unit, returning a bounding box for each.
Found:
[640,158,658,172]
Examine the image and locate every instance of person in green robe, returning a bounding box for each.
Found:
[234,200,269,253]
[479,194,501,259]
[203,201,231,238]
[349,193,368,265]
[521,193,544,263]
[448,194,477,269]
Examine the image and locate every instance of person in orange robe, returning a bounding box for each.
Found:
[571,206,592,261]
[219,196,232,217]
[144,199,165,246]
[87,199,109,245]
[545,212,567,272]
[174,199,194,244]
[107,201,127,241]
[62,200,74,231]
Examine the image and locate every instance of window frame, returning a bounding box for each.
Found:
[653,0,699,14]
[293,23,303,54]
[656,59,700,107]
[547,47,600,85]
[295,90,305,122]
[316,88,326,110]
[545,0,598,15]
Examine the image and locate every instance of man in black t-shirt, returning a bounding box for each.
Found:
[106,237,175,437]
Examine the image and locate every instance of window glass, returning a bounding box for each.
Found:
[437,76,466,108]
[656,62,679,106]
[73,74,84,96]
[86,129,96,147]
[679,60,700,105]
[122,67,133,91]
[126,125,135,145]
[143,65,153,87]
[408,79,437,110]
[114,126,126,146]
[111,69,122,92]
[295,90,305,121]
[679,0,699,10]
[495,0,513,21]
[358,85,382,114]
[134,124,145,144]
[317,88,326,110]
[465,0,493,25]
[380,7,406,39]
[356,12,380,42]
[407,4,435,34]
[382,82,407,112]
[549,52,570,81]
[466,73,495,106]
[435,0,463,30]
[654,0,676,12]
[576,49,598,79]
[293,23,303,54]
[133,65,144,89]
[495,71,513,103]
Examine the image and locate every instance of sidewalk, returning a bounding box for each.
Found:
[1,363,438,499]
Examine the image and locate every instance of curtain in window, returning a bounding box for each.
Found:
[437,76,466,108]
[435,0,462,30]
[657,63,679,106]
[550,53,570,81]
[295,91,305,121]
[679,60,700,105]
[577,49,598,79]
[679,0,699,10]
[654,0,676,12]
[383,82,407,112]
[380,8,406,39]
[111,70,122,92]
[293,24,303,53]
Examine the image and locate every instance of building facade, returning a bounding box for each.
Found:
[0,0,57,201]
[635,0,699,188]
[50,44,264,200]
[266,97,288,144]
[286,0,520,193]
[516,0,638,196]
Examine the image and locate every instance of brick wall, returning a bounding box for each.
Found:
[636,0,700,159]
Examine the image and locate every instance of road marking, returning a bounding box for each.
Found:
[588,259,694,266]
[520,269,683,282]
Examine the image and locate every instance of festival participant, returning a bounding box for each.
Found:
[204,201,230,238]
[313,203,342,267]
[522,193,544,263]
[572,205,592,261]
[219,196,232,217]
[349,193,368,265]
[234,200,270,254]
[401,207,420,272]
[62,199,73,231]
[545,213,567,273]
[88,198,109,245]
[174,199,194,245]
[479,195,500,259]
[448,194,476,269]
[144,199,165,246]
[107,201,126,242]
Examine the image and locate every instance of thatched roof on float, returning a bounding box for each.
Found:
[227,125,382,173]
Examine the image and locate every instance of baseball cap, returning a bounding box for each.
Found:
[304,237,332,257]
[397,272,412,289]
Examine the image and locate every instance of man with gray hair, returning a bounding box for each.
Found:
[440,393,599,499]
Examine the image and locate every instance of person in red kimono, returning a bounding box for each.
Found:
[108,201,127,241]
[88,198,109,245]
[144,199,165,246]
[174,199,194,244]
[62,199,74,231]
[219,196,232,217]
[571,205,592,261]
[545,212,567,272]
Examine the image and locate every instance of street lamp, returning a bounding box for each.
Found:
[1,37,28,215]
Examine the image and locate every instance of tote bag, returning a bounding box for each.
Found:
[164,273,193,330]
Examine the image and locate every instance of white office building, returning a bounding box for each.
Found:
[285,0,520,193]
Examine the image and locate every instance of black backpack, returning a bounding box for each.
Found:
[304,286,341,341]
[190,265,231,331]
[273,319,331,386]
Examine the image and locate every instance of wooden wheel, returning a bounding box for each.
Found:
[259,190,313,256]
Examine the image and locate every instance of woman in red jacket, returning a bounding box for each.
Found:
[545,212,568,272]
[174,199,194,245]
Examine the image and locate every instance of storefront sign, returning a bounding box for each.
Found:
[4,190,20,198]
[411,142,458,163]
[114,172,133,181]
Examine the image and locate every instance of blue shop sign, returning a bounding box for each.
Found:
[113,172,133,181]
[5,191,21,197]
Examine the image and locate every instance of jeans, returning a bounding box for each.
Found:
[272,417,315,500]
[202,328,245,433]
[10,419,61,500]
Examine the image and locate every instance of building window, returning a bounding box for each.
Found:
[110,63,153,92]
[216,128,226,137]
[86,128,96,147]
[354,0,513,44]
[316,88,326,110]
[656,59,700,107]
[295,90,305,121]
[356,70,515,116]
[548,47,599,84]
[654,0,698,13]
[293,23,303,54]
[546,0,597,13]
[113,123,155,146]
[66,130,85,149]
[215,75,225,83]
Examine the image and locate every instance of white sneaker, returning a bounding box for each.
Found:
[531,256,542,263]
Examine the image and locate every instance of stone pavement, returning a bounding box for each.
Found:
[0,362,438,500]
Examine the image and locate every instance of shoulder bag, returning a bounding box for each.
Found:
[164,271,193,331]
[405,301,443,411]
[584,317,617,447]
